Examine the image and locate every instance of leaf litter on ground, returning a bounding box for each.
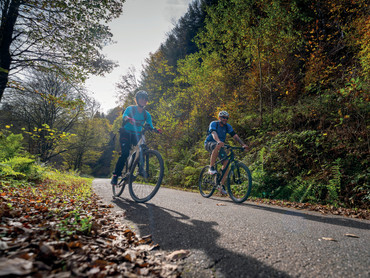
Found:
[0,179,186,277]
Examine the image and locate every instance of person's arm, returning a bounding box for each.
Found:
[233,134,247,149]
[212,131,224,146]
[122,107,135,124]
[145,112,154,129]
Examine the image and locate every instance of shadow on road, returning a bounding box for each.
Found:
[197,197,370,230]
[113,197,291,278]
[213,198,370,231]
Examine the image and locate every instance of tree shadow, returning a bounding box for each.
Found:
[213,198,370,230]
[112,197,291,278]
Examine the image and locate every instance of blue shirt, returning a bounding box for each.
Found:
[204,121,235,144]
[122,106,154,134]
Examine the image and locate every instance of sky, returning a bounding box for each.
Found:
[85,0,193,113]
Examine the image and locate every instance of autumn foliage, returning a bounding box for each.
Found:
[117,0,369,208]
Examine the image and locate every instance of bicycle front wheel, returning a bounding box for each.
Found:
[227,162,252,203]
[129,150,164,203]
[198,166,216,198]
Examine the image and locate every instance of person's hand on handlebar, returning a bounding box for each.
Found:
[242,144,248,152]
[126,117,136,125]
[217,141,225,147]
[153,127,162,134]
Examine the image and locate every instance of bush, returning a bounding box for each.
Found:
[0,129,43,182]
[0,130,24,161]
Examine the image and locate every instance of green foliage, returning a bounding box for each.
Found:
[0,0,126,102]
[57,210,92,236]
[0,157,36,179]
[0,129,24,161]
[60,117,111,173]
[129,0,370,209]
[0,129,43,182]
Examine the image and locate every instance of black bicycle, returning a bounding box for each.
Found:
[112,125,164,203]
[199,145,252,203]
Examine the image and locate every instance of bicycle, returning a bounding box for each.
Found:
[112,124,164,203]
[198,145,252,203]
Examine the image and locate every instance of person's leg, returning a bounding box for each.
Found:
[220,160,230,187]
[205,142,219,174]
[210,145,221,167]
[111,131,132,185]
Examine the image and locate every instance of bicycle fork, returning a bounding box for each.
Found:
[137,146,149,179]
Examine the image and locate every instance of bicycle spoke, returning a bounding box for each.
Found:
[227,162,252,203]
[112,177,126,197]
[129,150,164,203]
[199,166,216,198]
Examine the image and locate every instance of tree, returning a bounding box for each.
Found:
[0,0,125,102]
[115,66,139,108]
[159,0,218,68]
[5,70,86,161]
[61,116,111,174]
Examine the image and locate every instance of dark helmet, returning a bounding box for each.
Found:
[135,90,148,102]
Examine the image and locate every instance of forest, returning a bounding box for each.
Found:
[1,0,369,209]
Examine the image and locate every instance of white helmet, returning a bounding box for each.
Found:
[218,111,229,118]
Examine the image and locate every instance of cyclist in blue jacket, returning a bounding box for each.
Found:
[204,111,247,194]
[111,90,161,185]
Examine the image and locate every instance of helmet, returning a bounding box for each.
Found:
[218,111,229,118]
[135,90,148,102]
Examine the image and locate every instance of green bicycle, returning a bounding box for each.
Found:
[199,145,252,203]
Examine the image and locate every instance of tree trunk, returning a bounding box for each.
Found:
[0,0,21,102]
[257,37,263,126]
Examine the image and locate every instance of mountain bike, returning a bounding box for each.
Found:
[198,145,252,203]
[112,125,164,203]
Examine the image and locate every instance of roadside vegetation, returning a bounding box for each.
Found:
[1,0,368,214]
[0,132,183,277]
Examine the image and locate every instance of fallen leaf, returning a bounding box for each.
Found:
[0,258,33,276]
[166,249,190,261]
[321,237,337,242]
[345,233,359,238]
[0,241,8,250]
[217,203,226,206]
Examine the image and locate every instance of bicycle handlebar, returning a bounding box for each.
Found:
[223,144,245,151]
[143,124,162,134]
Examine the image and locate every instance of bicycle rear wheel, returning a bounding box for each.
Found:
[227,162,252,203]
[198,166,216,198]
[129,149,164,203]
[112,176,127,197]
[112,162,129,197]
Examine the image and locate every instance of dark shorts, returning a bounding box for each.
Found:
[204,141,227,160]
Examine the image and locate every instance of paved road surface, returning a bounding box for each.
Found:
[93,179,370,278]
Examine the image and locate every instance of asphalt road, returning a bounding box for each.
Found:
[93,179,370,278]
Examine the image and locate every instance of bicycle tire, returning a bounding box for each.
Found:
[227,162,252,203]
[112,162,129,197]
[128,149,164,203]
[198,166,216,198]
[112,177,127,197]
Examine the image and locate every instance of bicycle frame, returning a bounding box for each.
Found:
[213,145,238,186]
[120,127,150,182]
